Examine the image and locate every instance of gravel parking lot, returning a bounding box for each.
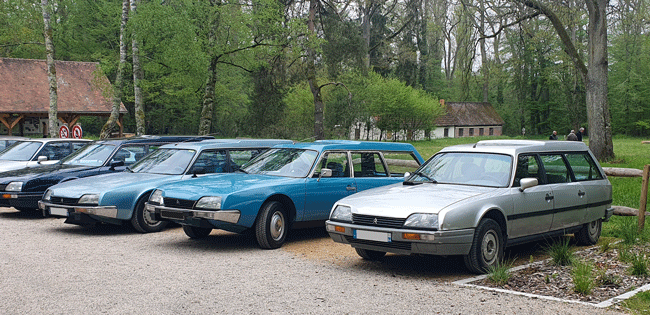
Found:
[0,208,622,314]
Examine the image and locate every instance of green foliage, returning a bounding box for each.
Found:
[547,237,574,266]
[622,289,650,314]
[630,252,649,277]
[486,260,513,286]
[572,260,595,295]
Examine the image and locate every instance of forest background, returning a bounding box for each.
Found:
[1,0,648,152]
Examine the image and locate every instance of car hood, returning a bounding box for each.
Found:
[47,172,173,198]
[157,173,297,200]
[0,163,91,184]
[339,182,497,218]
[0,161,30,172]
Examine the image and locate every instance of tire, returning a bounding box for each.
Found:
[131,195,168,233]
[575,219,601,246]
[183,225,212,239]
[464,218,504,274]
[355,248,386,261]
[255,201,288,249]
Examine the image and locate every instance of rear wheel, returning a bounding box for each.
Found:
[355,248,386,261]
[464,218,504,274]
[255,201,288,249]
[131,195,168,233]
[575,219,601,245]
[183,225,212,239]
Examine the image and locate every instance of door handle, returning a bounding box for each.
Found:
[545,194,554,202]
[578,190,586,197]
[346,186,357,191]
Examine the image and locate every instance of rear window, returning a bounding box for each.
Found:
[565,152,604,181]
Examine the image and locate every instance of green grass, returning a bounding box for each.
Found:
[547,237,575,266]
[622,290,650,314]
[486,260,514,286]
[572,260,595,295]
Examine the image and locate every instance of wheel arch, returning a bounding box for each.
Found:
[479,208,508,241]
[260,194,296,225]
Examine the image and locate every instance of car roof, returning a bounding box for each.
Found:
[440,139,590,156]
[158,139,294,150]
[274,140,421,152]
[17,138,92,144]
[0,136,29,140]
[93,135,213,146]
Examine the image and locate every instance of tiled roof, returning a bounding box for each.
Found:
[0,58,127,114]
[435,102,504,127]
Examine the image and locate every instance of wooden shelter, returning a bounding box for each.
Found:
[0,58,127,137]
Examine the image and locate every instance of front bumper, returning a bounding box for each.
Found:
[145,202,240,224]
[325,220,475,256]
[3,192,43,209]
[39,200,118,219]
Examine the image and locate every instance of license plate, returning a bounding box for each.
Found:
[49,207,68,217]
[354,229,391,242]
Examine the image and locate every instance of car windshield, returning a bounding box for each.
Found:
[61,143,116,167]
[129,148,196,175]
[0,141,42,161]
[241,148,318,177]
[408,152,512,187]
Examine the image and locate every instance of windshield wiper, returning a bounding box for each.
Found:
[125,166,133,173]
[403,171,437,185]
[237,169,248,174]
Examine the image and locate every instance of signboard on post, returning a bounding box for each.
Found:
[71,125,83,139]
[58,125,69,138]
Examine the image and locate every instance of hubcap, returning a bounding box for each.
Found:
[270,211,285,241]
[482,230,499,264]
[588,220,600,237]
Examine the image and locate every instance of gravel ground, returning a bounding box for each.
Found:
[0,208,623,314]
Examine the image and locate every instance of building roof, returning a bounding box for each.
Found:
[0,58,127,114]
[434,102,504,127]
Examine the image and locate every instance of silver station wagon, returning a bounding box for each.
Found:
[326,140,613,273]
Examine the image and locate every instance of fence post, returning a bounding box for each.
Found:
[638,165,650,233]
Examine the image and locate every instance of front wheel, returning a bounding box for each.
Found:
[131,195,168,233]
[355,248,386,261]
[183,225,212,239]
[464,218,504,274]
[255,201,288,249]
[575,219,601,245]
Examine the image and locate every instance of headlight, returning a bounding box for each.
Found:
[5,182,23,192]
[78,194,99,205]
[404,213,438,230]
[149,189,164,205]
[43,190,52,201]
[330,205,352,222]
[195,196,222,210]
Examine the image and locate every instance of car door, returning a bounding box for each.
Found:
[304,151,356,221]
[350,151,404,191]
[540,154,588,231]
[564,152,609,223]
[509,154,554,239]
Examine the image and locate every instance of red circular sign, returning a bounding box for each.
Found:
[71,125,83,139]
[58,125,69,138]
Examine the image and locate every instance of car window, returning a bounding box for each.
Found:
[411,152,511,187]
[131,148,197,175]
[565,152,604,181]
[188,150,228,174]
[229,149,265,171]
[382,152,420,176]
[314,152,350,178]
[111,145,146,165]
[72,142,87,151]
[0,141,41,161]
[62,144,116,166]
[540,154,570,184]
[36,142,71,161]
[242,148,318,178]
[513,155,541,187]
[351,152,387,177]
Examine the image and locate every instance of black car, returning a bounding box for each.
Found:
[0,135,212,211]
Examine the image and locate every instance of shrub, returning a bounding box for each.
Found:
[487,260,513,286]
[572,260,595,295]
[547,237,574,266]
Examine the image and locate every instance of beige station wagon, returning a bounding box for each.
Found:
[326,140,613,273]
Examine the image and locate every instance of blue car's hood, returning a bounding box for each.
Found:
[48,172,173,198]
[157,173,298,200]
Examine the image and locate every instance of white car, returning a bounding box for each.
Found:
[0,138,90,172]
[326,140,613,273]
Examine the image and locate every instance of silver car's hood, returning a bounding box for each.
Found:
[340,182,497,218]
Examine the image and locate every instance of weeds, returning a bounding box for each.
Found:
[487,260,514,286]
[572,260,595,295]
[630,253,649,277]
[547,237,574,266]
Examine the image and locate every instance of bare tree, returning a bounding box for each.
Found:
[131,0,145,136]
[41,0,58,138]
[100,0,130,139]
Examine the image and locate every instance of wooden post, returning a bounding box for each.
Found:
[638,165,650,233]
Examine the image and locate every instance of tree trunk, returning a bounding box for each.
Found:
[130,0,145,136]
[100,0,129,139]
[198,56,218,136]
[585,0,614,160]
[307,0,324,140]
[41,0,58,138]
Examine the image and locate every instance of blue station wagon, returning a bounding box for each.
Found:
[146,140,424,249]
[39,139,292,232]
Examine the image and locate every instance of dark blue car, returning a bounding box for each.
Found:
[0,135,211,211]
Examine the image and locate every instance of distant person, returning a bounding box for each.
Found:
[549,131,558,140]
[567,130,578,141]
[576,127,585,141]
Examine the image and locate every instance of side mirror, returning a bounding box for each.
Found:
[319,168,332,178]
[519,178,539,191]
[404,172,411,178]
[37,156,47,163]
[109,160,125,170]
[191,167,206,177]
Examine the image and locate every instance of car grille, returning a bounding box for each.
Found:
[163,198,195,210]
[160,210,186,220]
[49,196,79,205]
[352,214,405,229]
[344,236,412,251]
[0,184,7,191]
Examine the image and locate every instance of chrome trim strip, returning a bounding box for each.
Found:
[147,204,240,224]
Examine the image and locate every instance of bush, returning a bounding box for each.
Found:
[547,237,574,266]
